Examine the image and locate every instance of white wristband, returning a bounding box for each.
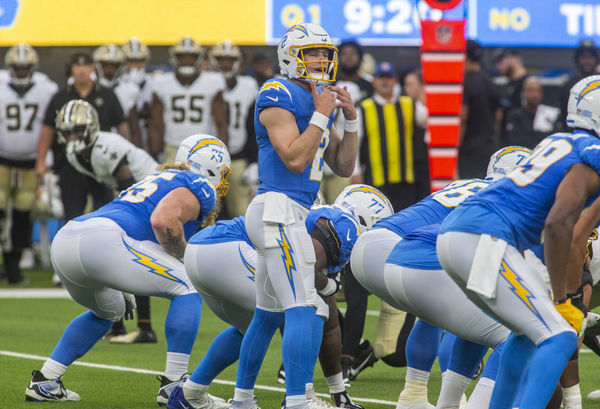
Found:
[344,118,359,133]
[319,277,338,297]
[310,111,329,132]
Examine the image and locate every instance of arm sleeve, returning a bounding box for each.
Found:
[183,173,217,221]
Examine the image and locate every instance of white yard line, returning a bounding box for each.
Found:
[0,350,396,406]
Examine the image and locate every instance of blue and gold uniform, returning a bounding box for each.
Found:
[77,169,216,243]
[373,178,490,237]
[441,131,600,251]
[255,78,335,208]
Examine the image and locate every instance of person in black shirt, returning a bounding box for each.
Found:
[35,52,128,221]
[494,48,529,112]
[503,76,559,149]
[459,40,501,179]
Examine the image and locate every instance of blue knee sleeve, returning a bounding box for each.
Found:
[165,293,202,353]
[307,315,325,384]
[438,331,456,373]
[236,308,284,390]
[50,310,113,366]
[448,337,488,378]
[480,341,505,381]
[490,334,536,409]
[283,306,316,396]
[519,331,577,409]
[406,320,442,372]
[190,326,244,385]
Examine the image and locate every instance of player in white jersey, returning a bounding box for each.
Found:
[0,44,58,284]
[209,40,258,217]
[122,37,153,149]
[150,37,228,162]
[55,99,160,344]
[93,44,139,120]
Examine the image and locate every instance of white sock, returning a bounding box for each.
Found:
[464,377,494,409]
[398,368,430,403]
[165,352,190,379]
[233,387,254,402]
[564,384,582,409]
[436,370,471,409]
[325,372,345,394]
[306,383,315,399]
[287,394,307,407]
[41,359,67,379]
[183,379,209,399]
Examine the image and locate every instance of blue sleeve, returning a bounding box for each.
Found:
[256,80,295,114]
[181,172,217,222]
[578,137,600,175]
[332,213,360,274]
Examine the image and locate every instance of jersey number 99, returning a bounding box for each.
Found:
[509,139,572,186]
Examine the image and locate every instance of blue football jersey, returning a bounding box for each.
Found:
[386,223,442,270]
[76,169,216,243]
[373,178,490,237]
[189,216,254,248]
[255,78,335,208]
[441,131,600,251]
[306,205,361,274]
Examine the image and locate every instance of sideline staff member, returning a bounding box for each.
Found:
[36,52,129,220]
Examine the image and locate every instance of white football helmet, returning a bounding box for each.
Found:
[333,184,393,233]
[567,75,600,136]
[278,23,338,85]
[170,37,204,77]
[175,134,232,198]
[486,146,532,181]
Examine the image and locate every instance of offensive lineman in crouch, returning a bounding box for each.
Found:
[25,135,231,406]
[209,40,258,217]
[0,44,57,284]
[231,24,358,409]
[54,99,160,343]
[437,75,600,408]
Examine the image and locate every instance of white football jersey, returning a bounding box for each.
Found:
[223,75,258,155]
[0,77,58,161]
[66,131,158,190]
[134,75,155,148]
[152,71,226,146]
[113,79,139,115]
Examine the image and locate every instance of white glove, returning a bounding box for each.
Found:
[241,162,259,186]
[123,293,137,320]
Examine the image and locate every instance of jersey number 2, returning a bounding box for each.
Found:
[309,132,328,181]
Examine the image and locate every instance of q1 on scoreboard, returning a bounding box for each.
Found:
[268,0,446,45]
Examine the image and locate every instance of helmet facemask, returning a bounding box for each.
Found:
[289,45,338,84]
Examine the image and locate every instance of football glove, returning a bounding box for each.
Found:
[554,298,584,334]
[123,292,137,320]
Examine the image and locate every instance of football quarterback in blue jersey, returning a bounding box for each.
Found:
[233,23,359,409]
[167,205,362,409]
[437,75,600,409]
[348,146,530,409]
[25,135,231,406]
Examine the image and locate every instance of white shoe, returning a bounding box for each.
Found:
[25,370,80,402]
[588,390,600,400]
[19,248,35,269]
[395,402,435,409]
[170,385,229,409]
[308,395,336,408]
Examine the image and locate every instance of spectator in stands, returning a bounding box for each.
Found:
[36,51,128,222]
[338,40,373,100]
[494,48,529,112]
[503,76,560,149]
[459,40,501,178]
[558,40,599,130]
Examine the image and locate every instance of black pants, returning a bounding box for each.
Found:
[341,266,369,357]
[57,162,113,221]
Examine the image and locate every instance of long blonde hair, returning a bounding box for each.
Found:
[157,161,220,228]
